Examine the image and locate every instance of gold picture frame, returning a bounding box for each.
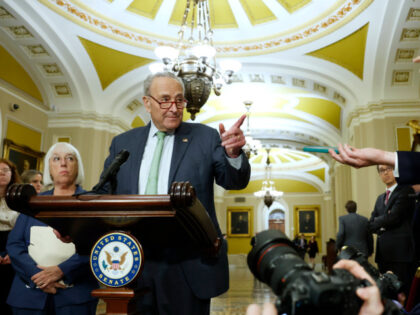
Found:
[227,207,252,237]
[412,134,420,152]
[294,205,320,236]
[3,139,45,174]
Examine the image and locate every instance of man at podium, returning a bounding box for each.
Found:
[98,72,251,314]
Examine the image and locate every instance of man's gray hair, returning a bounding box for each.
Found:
[43,142,85,186]
[143,72,185,96]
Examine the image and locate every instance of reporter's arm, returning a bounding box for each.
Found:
[329,144,395,168]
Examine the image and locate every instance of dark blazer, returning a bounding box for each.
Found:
[369,185,415,264]
[99,122,251,299]
[396,151,420,185]
[336,213,373,257]
[6,187,98,310]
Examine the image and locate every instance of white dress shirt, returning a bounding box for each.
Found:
[0,197,19,231]
[138,122,243,195]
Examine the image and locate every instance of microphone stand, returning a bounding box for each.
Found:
[108,169,118,195]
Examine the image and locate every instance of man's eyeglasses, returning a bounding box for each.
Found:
[378,167,393,174]
[148,95,187,109]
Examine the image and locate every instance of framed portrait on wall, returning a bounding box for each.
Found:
[3,139,45,175]
[294,205,320,236]
[412,134,420,152]
[227,208,252,237]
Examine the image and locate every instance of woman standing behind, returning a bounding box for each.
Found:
[0,159,21,315]
[6,143,98,314]
[307,235,319,269]
[21,169,43,194]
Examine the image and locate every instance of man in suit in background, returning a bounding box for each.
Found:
[293,234,307,259]
[336,200,373,257]
[98,72,251,315]
[369,164,416,296]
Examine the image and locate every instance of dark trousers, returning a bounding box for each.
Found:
[137,259,210,315]
[11,299,97,315]
[0,230,13,315]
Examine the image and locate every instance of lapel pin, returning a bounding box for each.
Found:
[182,138,188,142]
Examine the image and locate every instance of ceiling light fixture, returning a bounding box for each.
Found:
[151,0,241,120]
[254,148,283,208]
[243,100,261,158]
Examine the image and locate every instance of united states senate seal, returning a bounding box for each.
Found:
[90,231,144,287]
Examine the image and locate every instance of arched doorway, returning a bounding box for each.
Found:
[268,209,285,233]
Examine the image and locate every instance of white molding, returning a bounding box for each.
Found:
[47,111,130,134]
[347,101,420,128]
[0,83,49,114]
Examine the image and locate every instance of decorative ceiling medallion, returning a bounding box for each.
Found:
[292,78,305,88]
[309,136,320,143]
[24,44,49,57]
[215,0,372,56]
[7,25,33,38]
[401,28,420,41]
[231,74,243,82]
[126,100,142,113]
[40,0,372,56]
[333,92,346,104]
[271,75,286,84]
[0,6,14,19]
[313,83,326,94]
[392,70,411,85]
[53,83,72,96]
[407,8,420,21]
[395,49,416,62]
[41,63,62,76]
[250,74,265,83]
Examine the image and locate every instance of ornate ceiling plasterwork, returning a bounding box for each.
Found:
[1,0,419,191]
[39,0,373,56]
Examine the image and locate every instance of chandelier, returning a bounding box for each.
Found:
[254,148,283,208]
[151,0,241,120]
[242,100,261,159]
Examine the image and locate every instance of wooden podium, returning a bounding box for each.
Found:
[6,182,221,315]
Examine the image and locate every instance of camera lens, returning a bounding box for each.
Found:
[248,231,369,315]
[247,230,311,295]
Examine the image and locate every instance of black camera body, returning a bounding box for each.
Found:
[247,230,370,315]
[338,245,403,300]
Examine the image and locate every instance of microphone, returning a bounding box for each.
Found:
[93,149,130,193]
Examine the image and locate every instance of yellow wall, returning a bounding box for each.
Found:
[217,191,334,258]
[44,126,119,190]
[6,120,42,151]
[0,86,48,157]
[0,82,119,190]
[226,206,253,254]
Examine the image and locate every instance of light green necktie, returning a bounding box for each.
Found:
[145,131,166,194]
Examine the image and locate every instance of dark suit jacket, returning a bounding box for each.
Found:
[99,122,250,299]
[396,151,420,185]
[336,213,373,257]
[6,187,98,309]
[369,185,415,264]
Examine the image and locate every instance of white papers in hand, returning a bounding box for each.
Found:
[28,226,75,266]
